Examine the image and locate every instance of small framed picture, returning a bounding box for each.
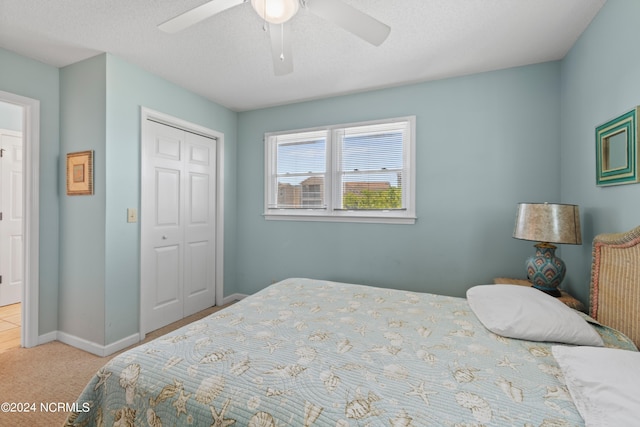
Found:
[66,150,94,195]
[596,107,639,186]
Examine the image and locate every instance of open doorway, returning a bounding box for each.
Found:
[0,101,23,352]
[0,91,40,349]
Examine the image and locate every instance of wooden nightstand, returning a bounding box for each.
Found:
[493,277,586,312]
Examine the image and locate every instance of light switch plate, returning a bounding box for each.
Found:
[127,208,138,223]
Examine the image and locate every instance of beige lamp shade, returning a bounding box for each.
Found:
[513,203,582,245]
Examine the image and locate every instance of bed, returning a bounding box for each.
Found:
[65,226,640,427]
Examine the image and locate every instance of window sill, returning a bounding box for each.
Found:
[263,212,416,224]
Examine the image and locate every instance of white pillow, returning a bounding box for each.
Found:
[466,285,603,346]
[552,345,640,427]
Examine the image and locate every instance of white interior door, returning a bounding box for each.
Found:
[0,129,23,307]
[141,119,216,334]
[183,132,216,316]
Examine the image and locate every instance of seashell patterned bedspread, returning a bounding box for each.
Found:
[65,278,636,426]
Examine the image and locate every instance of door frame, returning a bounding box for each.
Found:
[0,90,40,348]
[139,107,224,338]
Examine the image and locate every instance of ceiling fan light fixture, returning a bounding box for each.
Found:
[251,0,299,24]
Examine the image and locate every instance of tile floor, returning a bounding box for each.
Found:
[0,303,21,353]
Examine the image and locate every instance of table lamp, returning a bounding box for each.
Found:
[512,202,582,296]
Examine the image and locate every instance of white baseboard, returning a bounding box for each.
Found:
[222,293,247,304]
[37,330,57,346]
[39,331,140,357]
[37,296,248,356]
[103,333,141,356]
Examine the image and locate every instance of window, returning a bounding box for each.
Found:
[264,116,416,223]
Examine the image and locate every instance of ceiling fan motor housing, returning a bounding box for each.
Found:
[250,0,300,24]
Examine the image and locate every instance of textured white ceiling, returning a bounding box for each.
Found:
[0,0,606,111]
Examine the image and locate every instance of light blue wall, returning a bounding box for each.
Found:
[0,101,22,131]
[237,62,562,297]
[559,0,640,304]
[103,54,238,344]
[58,54,238,346]
[2,49,238,346]
[0,48,60,335]
[59,54,107,344]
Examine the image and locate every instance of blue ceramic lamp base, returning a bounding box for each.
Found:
[525,243,565,297]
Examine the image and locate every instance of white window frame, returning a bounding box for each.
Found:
[264,116,416,224]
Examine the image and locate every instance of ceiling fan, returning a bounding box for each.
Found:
[158,0,391,76]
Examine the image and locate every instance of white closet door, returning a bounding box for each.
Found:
[141,120,216,334]
[183,131,216,316]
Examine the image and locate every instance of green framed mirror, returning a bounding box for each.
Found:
[596,107,639,186]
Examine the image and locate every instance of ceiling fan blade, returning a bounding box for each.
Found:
[306,0,390,46]
[158,0,246,33]
[269,22,293,76]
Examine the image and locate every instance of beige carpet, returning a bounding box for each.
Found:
[0,304,231,426]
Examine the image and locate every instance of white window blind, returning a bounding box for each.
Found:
[271,131,328,209]
[265,116,416,224]
[336,122,406,211]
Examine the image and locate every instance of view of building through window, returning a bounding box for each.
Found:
[274,127,404,210]
[265,116,415,223]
